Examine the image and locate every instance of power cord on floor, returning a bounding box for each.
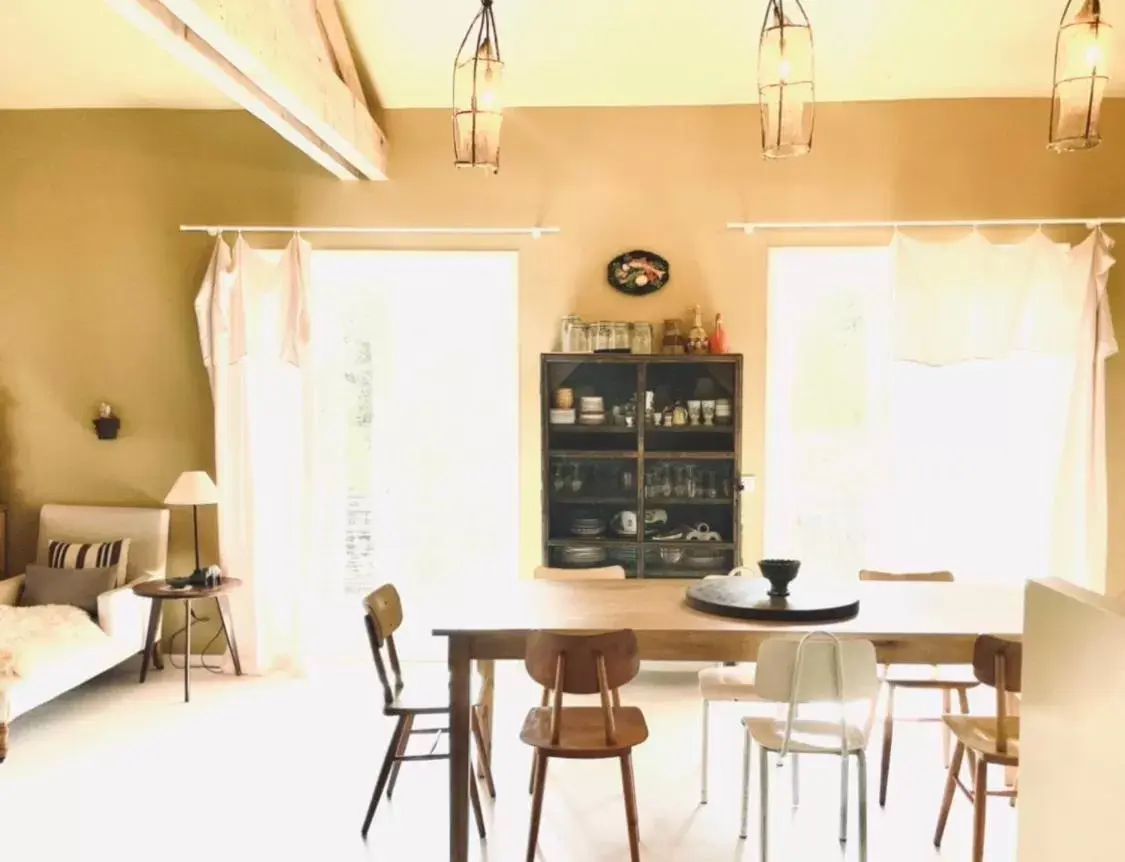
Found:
[164,607,228,674]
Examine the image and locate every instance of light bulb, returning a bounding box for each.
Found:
[1085,38,1104,69]
[480,88,496,110]
[778,57,792,82]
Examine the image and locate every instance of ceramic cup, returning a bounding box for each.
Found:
[702,400,716,425]
[611,510,638,535]
[687,400,702,426]
[555,387,575,409]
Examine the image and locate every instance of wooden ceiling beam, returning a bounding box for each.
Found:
[107,0,388,180]
[314,0,367,108]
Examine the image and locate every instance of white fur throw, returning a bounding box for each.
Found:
[0,605,110,678]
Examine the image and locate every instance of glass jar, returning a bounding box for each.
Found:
[559,314,582,352]
[661,319,685,354]
[630,322,653,354]
[568,322,590,353]
[592,322,613,353]
[611,322,632,353]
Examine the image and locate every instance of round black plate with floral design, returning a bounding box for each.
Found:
[607,250,670,297]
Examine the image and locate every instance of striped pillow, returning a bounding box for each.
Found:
[47,539,131,588]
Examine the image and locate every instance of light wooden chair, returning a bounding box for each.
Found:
[530,564,627,790]
[359,584,494,841]
[740,633,880,862]
[520,629,649,862]
[859,569,979,806]
[934,635,1021,862]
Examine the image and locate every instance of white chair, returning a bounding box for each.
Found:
[697,569,787,805]
[740,633,880,862]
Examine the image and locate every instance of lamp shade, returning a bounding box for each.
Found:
[164,471,219,506]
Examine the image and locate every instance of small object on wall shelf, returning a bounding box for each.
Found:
[686,306,710,354]
[711,313,729,354]
[607,250,670,297]
[93,403,120,440]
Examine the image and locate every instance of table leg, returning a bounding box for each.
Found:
[449,636,471,862]
[216,595,243,675]
[475,659,495,778]
[183,598,191,704]
[139,598,163,683]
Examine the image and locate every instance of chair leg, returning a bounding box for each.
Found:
[941,688,952,766]
[700,698,710,804]
[839,750,850,844]
[526,752,549,862]
[620,751,641,862]
[471,705,497,800]
[934,741,966,847]
[469,756,487,840]
[361,716,406,839]
[759,743,770,862]
[856,750,868,862]
[386,713,414,799]
[791,753,800,808]
[739,729,751,839]
[529,687,551,795]
[972,755,988,862]
[879,683,895,807]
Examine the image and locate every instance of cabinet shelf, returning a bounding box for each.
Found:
[542,353,743,578]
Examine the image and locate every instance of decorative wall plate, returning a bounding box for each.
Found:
[607,250,670,297]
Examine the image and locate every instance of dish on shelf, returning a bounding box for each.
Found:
[559,545,608,565]
[549,408,577,425]
[570,516,607,537]
[682,549,728,569]
[579,396,605,412]
[608,546,639,565]
[578,413,606,426]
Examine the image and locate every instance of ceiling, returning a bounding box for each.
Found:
[0,0,233,109]
[0,0,1119,110]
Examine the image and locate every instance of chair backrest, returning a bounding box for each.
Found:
[755,635,881,705]
[524,629,640,746]
[363,584,405,706]
[972,634,1022,754]
[534,565,626,581]
[859,569,955,583]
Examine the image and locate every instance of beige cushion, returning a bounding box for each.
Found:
[36,505,169,585]
[46,538,130,588]
[20,564,118,618]
[699,664,761,701]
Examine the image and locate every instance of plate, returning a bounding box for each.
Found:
[607,250,670,297]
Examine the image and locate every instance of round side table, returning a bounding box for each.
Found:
[132,577,244,703]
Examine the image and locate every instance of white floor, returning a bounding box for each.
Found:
[0,658,1017,862]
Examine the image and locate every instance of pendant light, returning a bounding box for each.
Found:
[453,0,503,173]
[758,0,815,158]
[1049,0,1112,152]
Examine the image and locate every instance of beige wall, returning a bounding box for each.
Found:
[1,100,1124,646]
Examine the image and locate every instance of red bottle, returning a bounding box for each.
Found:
[710,313,729,354]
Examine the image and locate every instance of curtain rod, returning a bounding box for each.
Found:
[179,224,560,238]
[727,217,1125,234]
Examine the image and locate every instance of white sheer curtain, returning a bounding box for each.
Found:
[196,236,347,675]
[766,230,1116,590]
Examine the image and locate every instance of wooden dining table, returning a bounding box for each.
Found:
[430,577,1025,862]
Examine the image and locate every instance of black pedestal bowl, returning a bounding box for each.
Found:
[758,559,801,598]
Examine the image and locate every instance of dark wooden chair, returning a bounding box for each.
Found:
[520,629,649,862]
[360,584,494,841]
[934,635,1021,862]
[859,569,980,806]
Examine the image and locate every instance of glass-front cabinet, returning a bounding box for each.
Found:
[541,354,743,578]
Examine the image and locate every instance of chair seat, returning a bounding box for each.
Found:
[699,664,761,701]
[520,706,649,758]
[742,717,869,755]
[943,715,1020,765]
[881,663,980,688]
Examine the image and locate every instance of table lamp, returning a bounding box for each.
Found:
[164,470,219,579]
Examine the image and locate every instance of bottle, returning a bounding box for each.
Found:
[711,313,729,354]
[687,305,709,354]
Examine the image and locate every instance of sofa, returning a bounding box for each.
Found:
[0,504,170,761]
